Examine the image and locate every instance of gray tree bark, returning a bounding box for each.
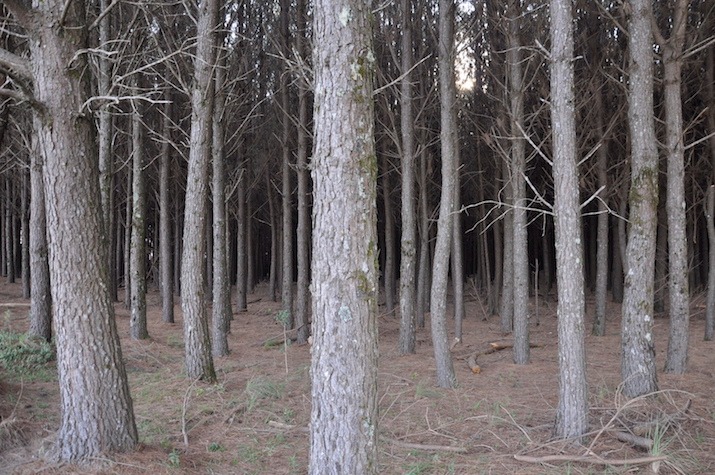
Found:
[381,155,396,315]
[416,148,431,329]
[21,169,29,298]
[159,96,174,324]
[130,95,148,340]
[661,0,690,374]
[451,167,464,342]
[181,0,219,382]
[4,0,138,460]
[499,160,514,332]
[98,0,116,301]
[398,0,417,354]
[211,50,231,357]
[236,162,248,312]
[706,186,715,340]
[621,0,659,397]
[294,0,310,345]
[508,0,529,364]
[429,0,458,388]
[550,0,588,440]
[309,0,379,472]
[280,0,294,328]
[5,177,14,283]
[28,127,51,342]
[592,78,609,337]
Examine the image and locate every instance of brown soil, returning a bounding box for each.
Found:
[0,281,714,474]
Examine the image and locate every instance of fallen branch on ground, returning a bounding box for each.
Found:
[613,431,653,450]
[463,341,543,374]
[514,453,667,466]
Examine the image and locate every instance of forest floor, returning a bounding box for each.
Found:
[0,281,714,474]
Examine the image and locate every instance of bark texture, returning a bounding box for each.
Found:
[508,0,529,364]
[130,98,148,340]
[550,0,588,440]
[16,0,138,460]
[398,0,417,354]
[159,96,174,324]
[294,0,311,345]
[309,0,379,472]
[662,0,690,374]
[28,127,51,342]
[429,0,457,388]
[181,0,218,382]
[621,0,659,397]
[212,55,231,357]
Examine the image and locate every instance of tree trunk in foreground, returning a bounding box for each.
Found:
[309,0,379,472]
[621,0,659,398]
[551,0,588,440]
[181,0,218,382]
[6,0,138,460]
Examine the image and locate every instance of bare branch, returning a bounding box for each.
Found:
[0,48,32,83]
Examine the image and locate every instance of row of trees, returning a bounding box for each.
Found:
[1,0,715,471]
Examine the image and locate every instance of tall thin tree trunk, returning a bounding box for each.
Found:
[279,0,294,328]
[212,51,231,357]
[5,177,15,284]
[416,148,431,329]
[98,0,115,300]
[429,0,458,388]
[551,0,588,440]
[236,162,248,312]
[130,96,148,340]
[174,189,182,296]
[662,0,690,374]
[705,186,715,340]
[398,0,417,354]
[294,0,310,345]
[124,168,132,309]
[21,169,30,298]
[621,0,659,397]
[267,173,278,302]
[592,80,610,336]
[159,96,174,324]
[508,0,529,364]
[381,156,396,315]
[705,44,715,341]
[500,157,514,332]
[181,0,219,382]
[451,172,464,342]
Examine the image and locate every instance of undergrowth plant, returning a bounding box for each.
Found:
[0,331,55,376]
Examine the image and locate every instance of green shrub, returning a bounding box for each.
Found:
[0,331,55,375]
